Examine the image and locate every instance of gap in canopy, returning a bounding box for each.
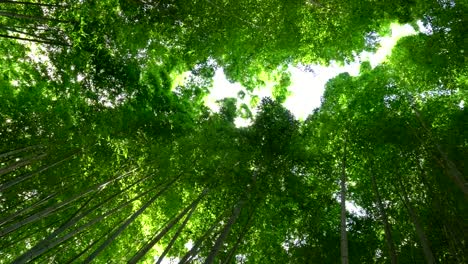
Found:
[192,22,422,127]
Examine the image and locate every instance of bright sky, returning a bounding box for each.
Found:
[203,23,418,127]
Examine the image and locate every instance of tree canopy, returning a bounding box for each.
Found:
[0,0,466,263]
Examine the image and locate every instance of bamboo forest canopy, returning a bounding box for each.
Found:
[0,0,467,263]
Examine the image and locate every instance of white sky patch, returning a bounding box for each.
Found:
[205,68,245,113]
[184,240,193,250]
[77,73,85,82]
[361,23,417,68]
[346,200,366,217]
[416,20,433,35]
[205,68,273,127]
[236,254,247,263]
[332,193,367,217]
[205,23,417,123]
[234,116,252,128]
[153,256,179,264]
[284,62,360,120]
[28,42,57,78]
[28,43,49,64]
[282,236,307,252]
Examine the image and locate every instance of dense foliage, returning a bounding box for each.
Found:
[0,0,466,263]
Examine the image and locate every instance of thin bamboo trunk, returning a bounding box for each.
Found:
[63,223,123,264]
[340,138,349,264]
[0,217,61,250]
[0,145,42,159]
[204,199,245,264]
[435,145,467,195]
[12,196,94,264]
[0,25,49,40]
[15,174,151,263]
[397,177,435,264]
[84,175,180,263]
[154,214,192,264]
[411,106,467,195]
[20,183,161,261]
[0,0,65,7]
[371,171,398,264]
[128,213,177,262]
[0,192,58,227]
[1,23,63,35]
[0,151,77,191]
[222,209,254,264]
[0,11,68,23]
[443,225,464,263]
[0,25,68,46]
[0,169,136,237]
[64,231,107,264]
[178,214,224,264]
[152,189,207,264]
[417,161,463,262]
[0,152,47,176]
[0,33,70,46]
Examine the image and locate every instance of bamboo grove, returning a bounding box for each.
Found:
[0,0,466,263]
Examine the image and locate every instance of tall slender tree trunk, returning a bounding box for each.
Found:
[0,25,48,40]
[6,172,148,240]
[222,208,254,264]
[0,25,68,46]
[64,230,108,264]
[443,225,464,263]
[12,195,95,264]
[18,182,162,262]
[1,23,64,36]
[0,217,61,250]
[0,152,46,176]
[0,11,68,23]
[397,177,435,264]
[434,144,467,195]
[179,214,224,264]
[0,169,136,237]
[84,175,180,263]
[0,0,65,7]
[371,171,398,264]
[340,138,349,264]
[204,198,245,264]
[0,33,70,46]
[64,223,125,264]
[152,189,207,264]
[0,145,42,159]
[411,105,467,195]
[0,192,58,227]
[0,151,77,191]
[416,162,464,263]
